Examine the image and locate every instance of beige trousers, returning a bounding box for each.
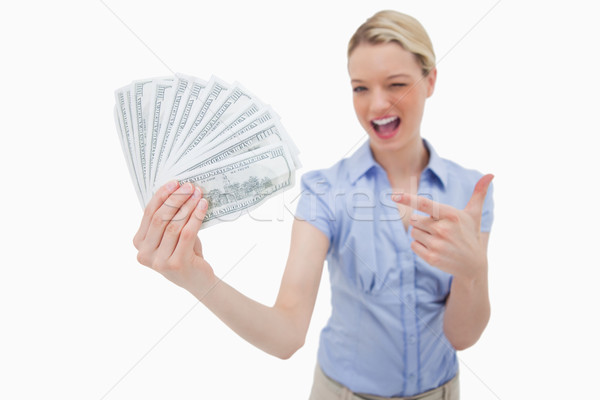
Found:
[308,364,459,400]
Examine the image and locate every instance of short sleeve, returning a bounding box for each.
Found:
[295,170,336,243]
[480,180,494,233]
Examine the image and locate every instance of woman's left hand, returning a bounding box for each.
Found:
[392,174,494,281]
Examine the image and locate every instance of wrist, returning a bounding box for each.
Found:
[189,264,219,301]
[453,262,488,289]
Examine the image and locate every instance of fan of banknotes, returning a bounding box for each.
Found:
[113,73,301,229]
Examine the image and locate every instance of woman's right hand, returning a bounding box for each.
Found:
[132,181,216,297]
[131,180,329,359]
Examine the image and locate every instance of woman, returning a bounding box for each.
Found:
[132,10,494,400]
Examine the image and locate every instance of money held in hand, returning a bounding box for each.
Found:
[113,74,301,229]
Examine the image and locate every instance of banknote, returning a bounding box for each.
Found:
[114,86,145,206]
[174,144,295,229]
[151,77,189,188]
[113,73,300,228]
[172,119,295,176]
[170,76,230,159]
[163,76,208,168]
[146,77,176,190]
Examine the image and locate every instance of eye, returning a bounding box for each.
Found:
[353,86,367,93]
[391,83,407,88]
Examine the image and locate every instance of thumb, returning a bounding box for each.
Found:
[464,174,494,218]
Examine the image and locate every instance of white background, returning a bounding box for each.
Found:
[1,1,598,399]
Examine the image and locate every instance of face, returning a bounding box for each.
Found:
[348,42,436,153]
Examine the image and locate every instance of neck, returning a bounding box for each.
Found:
[370,135,430,183]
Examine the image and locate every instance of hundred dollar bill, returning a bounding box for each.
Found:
[191,83,265,147]
[113,105,145,208]
[172,82,263,165]
[171,120,292,177]
[151,77,189,188]
[208,106,278,147]
[204,105,301,169]
[114,73,301,226]
[115,85,146,205]
[171,143,295,229]
[170,76,230,160]
[132,80,153,196]
[162,76,209,168]
[200,101,262,148]
[146,77,176,192]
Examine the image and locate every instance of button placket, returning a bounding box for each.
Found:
[401,250,419,395]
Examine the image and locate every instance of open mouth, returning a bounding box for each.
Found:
[370,116,400,138]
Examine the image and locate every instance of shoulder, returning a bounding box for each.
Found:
[434,152,495,231]
[443,158,491,193]
[295,158,355,243]
[423,139,492,198]
[300,157,353,193]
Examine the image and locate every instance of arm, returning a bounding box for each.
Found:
[133,181,329,359]
[199,219,328,359]
[393,174,494,351]
[443,232,491,350]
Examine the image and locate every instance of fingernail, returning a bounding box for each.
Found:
[192,187,202,198]
[392,193,402,202]
[166,180,179,191]
[198,198,208,210]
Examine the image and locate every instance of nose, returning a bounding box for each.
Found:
[369,88,393,115]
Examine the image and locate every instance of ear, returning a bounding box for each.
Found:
[426,67,437,98]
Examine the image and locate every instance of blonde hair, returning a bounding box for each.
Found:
[348,10,436,76]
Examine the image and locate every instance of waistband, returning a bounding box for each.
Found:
[314,363,459,400]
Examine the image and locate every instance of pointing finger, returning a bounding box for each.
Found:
[392,193,447,220]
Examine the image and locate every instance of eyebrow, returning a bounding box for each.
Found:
[351,74,411,83]
[387,74,411,79]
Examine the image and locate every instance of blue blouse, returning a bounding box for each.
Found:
[295,139,494,397]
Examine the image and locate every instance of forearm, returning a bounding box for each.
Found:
[193,275,303,359]
[443,267,490,350]
[133,185,320,360]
